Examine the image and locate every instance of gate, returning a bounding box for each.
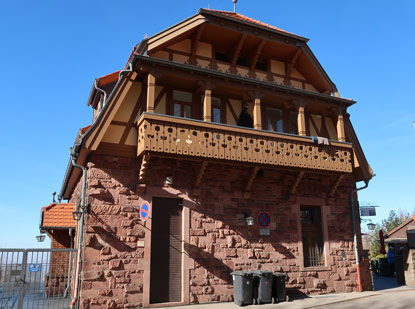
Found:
[0,248,77,309]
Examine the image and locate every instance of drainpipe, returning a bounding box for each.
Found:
[70,146,87,309]
[119,62,133,79]
[94,79,107,109]
[351,180,369,292]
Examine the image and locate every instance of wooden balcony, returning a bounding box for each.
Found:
[137,113,353,173]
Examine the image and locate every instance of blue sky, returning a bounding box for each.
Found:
[0,1,414,248]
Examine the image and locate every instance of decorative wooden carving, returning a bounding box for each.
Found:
[250,39,266,71]
[231,34,247,66]
[139,153,151,182]
[136,114,353,173]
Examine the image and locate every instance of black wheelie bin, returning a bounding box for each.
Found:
[272,273,289,303]
[253,270,273,304]
[231,271,254,306]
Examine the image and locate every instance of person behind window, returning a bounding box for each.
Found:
[238,106,253,128]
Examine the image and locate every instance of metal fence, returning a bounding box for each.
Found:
[0,248,77,309]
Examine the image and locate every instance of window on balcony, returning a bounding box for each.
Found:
[173,90,192,118]
[212,97,222,123]
[288,111,298,135]
[301,206,325,267]
[266,107,284,133]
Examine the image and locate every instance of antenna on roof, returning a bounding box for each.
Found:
[233,0,238,13]
[52,192,56,204]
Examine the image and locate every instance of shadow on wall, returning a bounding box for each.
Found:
[186,243,233,284]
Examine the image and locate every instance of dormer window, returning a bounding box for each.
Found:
[236,56,248,67]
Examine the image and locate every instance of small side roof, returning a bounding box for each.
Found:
[385,216,415,239]
[40,203,76,229]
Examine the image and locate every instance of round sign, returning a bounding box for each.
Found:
[140,201,150,222]
[257,212,271,228]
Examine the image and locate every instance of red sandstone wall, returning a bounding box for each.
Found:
[70,154,371,308]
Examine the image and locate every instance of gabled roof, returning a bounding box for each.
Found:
[386,216,415,239]
[201,9,307,41]
[40,203,76,229]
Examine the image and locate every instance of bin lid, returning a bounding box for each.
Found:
[231,271,252,277]
[273,272,286,278]
[253,270,273,276]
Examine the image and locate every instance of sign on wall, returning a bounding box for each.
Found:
[257,212,271,228]
[140,200,150,222]
[360,207,376,216]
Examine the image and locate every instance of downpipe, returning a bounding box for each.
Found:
[70,147,87,309]
[351,180,369,292]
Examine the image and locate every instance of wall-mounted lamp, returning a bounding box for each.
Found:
[36,234,46,242]
[367,223,376,231]
[245,216,255,226]
[72,210,82,221]
[165,176,173,185]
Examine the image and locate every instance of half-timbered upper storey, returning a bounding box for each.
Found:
[61,9,372,199]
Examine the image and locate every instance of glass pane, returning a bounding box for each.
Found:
[174,104,181,117]
[213,107,221,123]
[276,119,283,132]
[267,107,283,118]
[212,97,221,107]
[267,119,273,131]
[289,111,298,134]
[173,90,192,103]
[184,105,191,118]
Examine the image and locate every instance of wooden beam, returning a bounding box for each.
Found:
[231,34,247,66]
[146,72,156,113]
[328,174,344,197]
[189,24,206,64]
[290,171,305,195]
[245,166,260,194]
[139,153,151,183]
[203,82,212,122]
[284,48,302,85]
[336,109,346,142]
[253,94,262,130]
[297,101,307,136]
[193,161,208,196]
[250,39,266,71]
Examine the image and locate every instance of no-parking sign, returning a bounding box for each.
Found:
[140,200,150,222]
[257,212,271,228]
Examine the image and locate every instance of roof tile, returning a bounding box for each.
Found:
[41,203,76,228]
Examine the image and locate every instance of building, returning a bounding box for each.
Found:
[40,202,76,296]
[56,9,373,308]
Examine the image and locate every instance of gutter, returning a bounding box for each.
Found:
[351,180,370,293]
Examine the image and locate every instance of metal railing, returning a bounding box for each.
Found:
[0,248,76,309]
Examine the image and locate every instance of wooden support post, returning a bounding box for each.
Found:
[290,171,305,195]
[146,72,156,113]
[203,86,212,122]
[253,95,262,130]
[244,166,260,198]
[193,161,208,196]
[297,102,306,136]
[328,174,344,197]
[337,111,346,142]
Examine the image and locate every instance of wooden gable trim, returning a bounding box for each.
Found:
[148,15,208,53]
[343,115,372,181]
[84,72,138,151]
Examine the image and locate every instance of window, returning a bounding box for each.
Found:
[301,206,325,267]
[266,107,284,133]
[201,95,223,123]
[288,111,298,134]
[212,97,222,123]
[173,90,192,118]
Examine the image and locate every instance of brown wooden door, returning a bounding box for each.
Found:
[150,198,183,304]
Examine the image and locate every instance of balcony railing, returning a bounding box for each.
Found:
[137,113,353,173]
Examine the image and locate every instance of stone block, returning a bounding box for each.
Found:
[83,270,104,281]
[109,259,124,270]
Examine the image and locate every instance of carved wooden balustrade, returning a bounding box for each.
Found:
[137,113,353,173]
